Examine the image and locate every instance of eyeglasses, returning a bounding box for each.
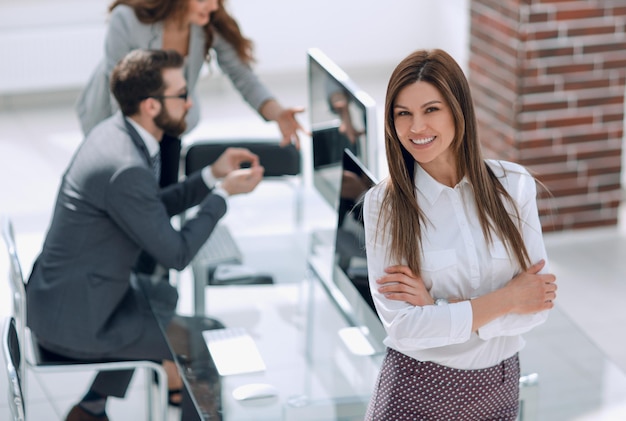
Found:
[144,91,189,101]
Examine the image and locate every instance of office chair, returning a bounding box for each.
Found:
[183,140,302,288]
[0,216,169,421]
[3,317,25,421]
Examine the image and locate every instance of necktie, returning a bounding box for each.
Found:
[151,152,161,180]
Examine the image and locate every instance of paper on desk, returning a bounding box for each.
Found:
[202,328,267,376]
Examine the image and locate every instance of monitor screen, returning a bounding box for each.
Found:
[307,48,378,209]
[328,149,386,354]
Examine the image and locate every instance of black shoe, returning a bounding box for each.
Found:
[65,405,109,421]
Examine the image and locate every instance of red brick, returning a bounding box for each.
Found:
[520,99,569,112]
[556,8,605,21]
[575,148,622,161]
[543,115,594,129]
[529,11,550,23]
[597,183,622,193]
[561,131,609,145]
[567,25,618,37]
[529,29,561,41]
[577,94,624,108]
[544,62,596,75]
[519,152,570,166]
[603,113,625,123]
[603,58,626,70]
[571,218,619,230]
[520,82,557,95]
[584,42,626,54]
[518,137,555,149]
[613,6,626,16]
[563,78,611,91]
[526,46,575,59]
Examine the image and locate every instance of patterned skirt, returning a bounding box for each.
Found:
[365,348,520,421]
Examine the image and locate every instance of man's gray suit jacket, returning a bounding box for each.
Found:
[26,112,226,356]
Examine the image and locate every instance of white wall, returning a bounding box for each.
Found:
[0,0,469,94]
[0,0,108,94]
[228,0,470,74]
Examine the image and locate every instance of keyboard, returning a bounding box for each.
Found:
[192,224,243,285]
[202,327,266,376]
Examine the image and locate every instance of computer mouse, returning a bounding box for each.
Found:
[232,383,278,401]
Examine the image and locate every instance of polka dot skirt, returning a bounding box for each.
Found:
[365,348,520,421]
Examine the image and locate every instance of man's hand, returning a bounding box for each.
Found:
[211,147,260,178]
[220,166,264,196]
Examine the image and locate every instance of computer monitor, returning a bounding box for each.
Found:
[325,148,386,355]
[307,47,378,209]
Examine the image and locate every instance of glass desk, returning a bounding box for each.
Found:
[146,273,626,420]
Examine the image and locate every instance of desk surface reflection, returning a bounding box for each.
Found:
[145,273,626,421]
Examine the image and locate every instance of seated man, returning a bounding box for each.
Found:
[25,48,264,421]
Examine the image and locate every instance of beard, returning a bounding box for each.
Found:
[154,107,187,138]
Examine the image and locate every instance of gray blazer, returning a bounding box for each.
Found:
[76,4,274,135]
[26,112,227,355]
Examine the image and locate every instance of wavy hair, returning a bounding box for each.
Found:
[380,49,531,276]
[109,0,254,63]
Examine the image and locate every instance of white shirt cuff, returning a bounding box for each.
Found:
[450,300,474,340]
[212,181,230,200]
[201,166,218,188]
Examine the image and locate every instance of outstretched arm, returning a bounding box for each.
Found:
[259,99,307,149]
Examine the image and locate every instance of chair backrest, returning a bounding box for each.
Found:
[1,217,28,386]
[3,317,25,421]
[184,141,301,178]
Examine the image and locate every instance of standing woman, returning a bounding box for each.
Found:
[77,0,305,187]
[363,49,557,420]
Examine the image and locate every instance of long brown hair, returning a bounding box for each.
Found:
[380,49,531,276]
[109,0,254,63]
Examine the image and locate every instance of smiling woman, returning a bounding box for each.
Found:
[362,49,557,420]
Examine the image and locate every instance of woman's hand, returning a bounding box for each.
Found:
[260,99,307,149]
[469,259,557,332]
[504,259,557,314]
[377,265,434,306]
[275,106,306,148]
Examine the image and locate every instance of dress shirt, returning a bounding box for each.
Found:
[363,159,550,369]
[125,117,228,200]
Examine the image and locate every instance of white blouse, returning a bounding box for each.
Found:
[363,159,550,369]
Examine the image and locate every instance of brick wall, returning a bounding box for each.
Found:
[469,0,626,231]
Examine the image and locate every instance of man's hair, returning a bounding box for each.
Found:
[110,49,184,116]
